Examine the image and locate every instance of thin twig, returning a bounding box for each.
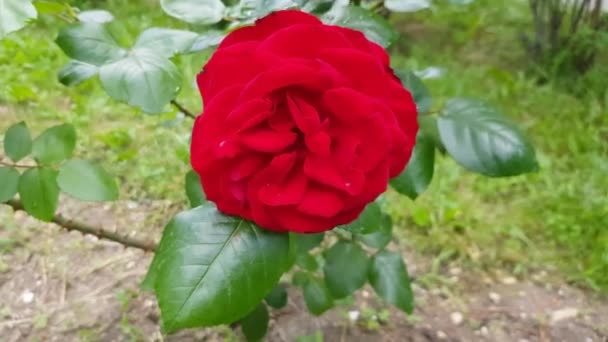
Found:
[170,100,197,119]
[6,199,157,252]
[0,160,36,169]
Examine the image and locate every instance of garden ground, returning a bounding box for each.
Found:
[0,0,607,340]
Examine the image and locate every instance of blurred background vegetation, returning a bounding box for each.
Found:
[0,0,606,294]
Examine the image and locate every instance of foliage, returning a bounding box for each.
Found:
[0,0,550,339]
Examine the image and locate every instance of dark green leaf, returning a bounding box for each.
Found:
[32,123,77,165]
[135,28,198,58]
[189,30,225,53]
[296,253,319,271]
[57,159,118,202]
[390,133,435,199]
[240,303,269,342]
[384,0,430,12]
[438,99,538,177]
[302,275,334,315]
[148,204,290,332]
[341,201,382,234]
[18,168,59,222]
[369,250,414,314]
[396,70,432,113]
[419,115,444,152]
[323,241,370,298]
[56,22,126,66]
[356,213,392,249]
[185,170,206,207]
[265,284,288,309]
[58,60,98,86]
[323,5,397,48]
[160,0,225,25]
[291,271,309,287]
[0,0,37,39]
[4,121,32,162]
[99,48,182,114]
[77,10,114,23]
[293,232,325,254]
[0,167,19,202]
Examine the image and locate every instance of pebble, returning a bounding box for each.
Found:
[489,292,501,304]
[550,308,579,324]
[436,330,448,339]
[348,310,360,322]
[21,290,34,304]
[480,326,489,336]
[450,312,464,325]
[449,267,462,276]
[519,339,531,342]
[502,276,517,285]
[362,290,370,298]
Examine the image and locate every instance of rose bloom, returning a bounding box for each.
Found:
[191,10,417,233]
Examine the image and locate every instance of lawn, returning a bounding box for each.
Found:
[1,0,606,296]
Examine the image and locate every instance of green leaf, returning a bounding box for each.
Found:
[265,284,288,309]
[57,159,118,202]
[58,60,98,86]
[293,232,325,254]
[396,70,432,113]
[240,303,269,342]
[77,10,114,23]
[390,133,435,199]
[341,201,382,234]
[189,30,225,53]
[56,22,126,66]
[384,0,431,13]
[323,4,397,48]
[185,170,206,207]
[302,275,334,315]
[438,99,538,177]
[33,1,66,15]
[368,250,414,314]
[0,0,37,39]
[356,213,392,249]
[148,204,290,332]
[0,167,19,202]
[419,115,444,152]
[4,121,32,162]
[32,123,77,165]
[323,241,370,298]
[135,28,198,58]
[18,168,59,222]
[160,0,225,25]
[296,253,319,271]
[99,48,182,114]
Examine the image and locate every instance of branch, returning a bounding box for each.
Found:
[6,199,157,252]
[171,100,197,120]
[0,161,36,169]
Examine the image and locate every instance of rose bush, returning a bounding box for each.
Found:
[191,10,418,233]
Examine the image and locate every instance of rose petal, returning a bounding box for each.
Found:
[230,155,266,181]
[239,129,297,153]
[297,187,344,218]
[258,172,308,206]
[305,131,331,156]
[286,94,321,133]
[260,24,352,59]
[304,155,365,195]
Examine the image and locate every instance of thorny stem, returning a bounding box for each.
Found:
[5,199,158,252]
[171,100,197,119]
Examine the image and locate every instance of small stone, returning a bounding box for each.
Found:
[489,292,501,304]
[21,290,34,304]
[502,277,517,285]
[450,312,464,325]
[436,331,448,339]
[362,290,370,298]
[584,338,593,342]
[519,339,531,342]
[348,310,360,322]
[520,312,528,319]
[449,267,462,276]
[480,326,489,336]
[550,308,579,324]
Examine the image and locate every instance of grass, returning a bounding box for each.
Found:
[0,0,606,291]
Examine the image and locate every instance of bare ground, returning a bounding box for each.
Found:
[0,200,606,342]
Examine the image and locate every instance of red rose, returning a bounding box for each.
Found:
[191,10,417,233]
